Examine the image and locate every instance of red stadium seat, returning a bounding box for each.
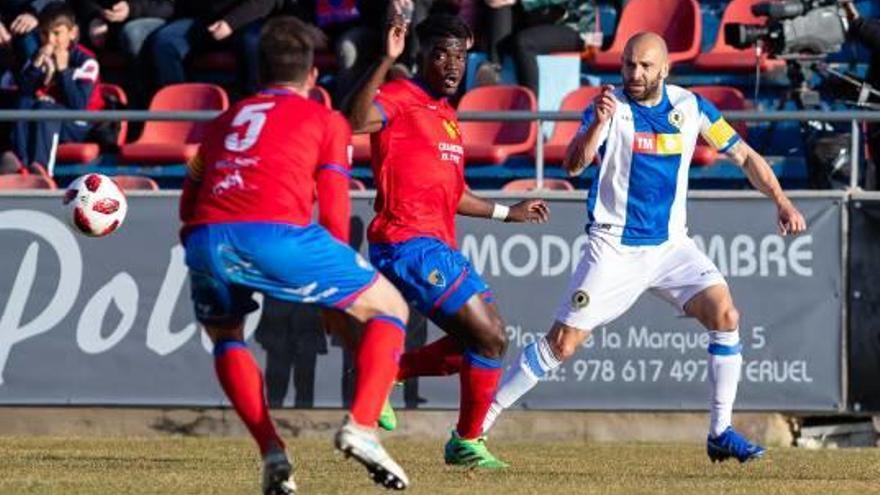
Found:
[112,175,159,191]
[56,83,129,164]
[309,86,332,108]
[694,0,785,73]
[690,85,749,166]
[458,85,538,165]
[590,0,701,70]
[349,178,366,191]
[537,86,602,164]
[0,174,57,190]
[119,83,229,165]
[351,133,372,164]
[502,178,574,191]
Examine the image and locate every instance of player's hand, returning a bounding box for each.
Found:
[89,18,109,47]
[0,23,12,46]
[389,0,414,24]
[208,20,233,41]
[507,199,550,224]
[594,84,616,123]
[777,201,806,236]
[104,1,131,23]
[385,22,407,60]
[11,13,38,34]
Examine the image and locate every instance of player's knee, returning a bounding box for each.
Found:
[204,320,244,344]
[711,306,740,331]
[554,339,579,361]
[370,279,409,323]
[474,315,507,359]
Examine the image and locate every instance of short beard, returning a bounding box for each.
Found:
[629,78,663,103]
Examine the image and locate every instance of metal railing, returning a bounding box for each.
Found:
[1,109,879,189]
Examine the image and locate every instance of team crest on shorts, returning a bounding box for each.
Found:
[427,269,447,288]
[668,108,684,129]
[571,290,590,310]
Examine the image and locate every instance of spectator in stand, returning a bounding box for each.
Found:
[844,1,880,189]
[476,0,601,94]
[1,3,102,175]
[75,1,171,60]
[73,0,172,106]
[290,0,393,107]
[1,0,63,74]
[145,0,283,96]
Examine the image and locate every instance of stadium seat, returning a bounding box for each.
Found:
[0,174,57,190]
[693,0,785,72]
[309,86,332,108]
[119,83,228,165]
[690,85,749,166]
[502,178,574,191]
[349,178,366,191]
[457,85,538,165]
[56,83,129,164]
[112,175,159,191]
[590,0,701,70]
[537,86,602,164]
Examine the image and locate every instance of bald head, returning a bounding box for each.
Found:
[621,32,669,103]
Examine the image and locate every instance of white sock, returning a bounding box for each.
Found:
[482,336,562,433]
[708,329,742,438]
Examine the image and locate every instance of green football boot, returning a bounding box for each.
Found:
[443,431,509,469]
[377,397,397,432]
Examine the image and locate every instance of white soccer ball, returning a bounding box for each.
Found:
[63,173,128,237]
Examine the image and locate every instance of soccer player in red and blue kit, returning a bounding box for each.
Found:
[347,13,550,468]
[180,17,411,494]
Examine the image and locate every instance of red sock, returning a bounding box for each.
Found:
[214,340,283,456]
[397,335,464,380]
[457,349,503,439]
[351,316,406,427]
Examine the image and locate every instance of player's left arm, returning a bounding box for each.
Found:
[726,140,807,236]
[457,189,549,223]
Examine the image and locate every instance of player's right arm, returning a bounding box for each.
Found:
[563,85,614,176]
[179,152,204,224]
[346,20,407,133]
[316,112,354,243]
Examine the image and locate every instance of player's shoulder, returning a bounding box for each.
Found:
[665,84,698,105]
[377,78,416,99]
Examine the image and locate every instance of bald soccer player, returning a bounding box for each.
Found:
[482,32,806,463]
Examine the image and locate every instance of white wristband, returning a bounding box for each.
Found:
[491,203,510,221]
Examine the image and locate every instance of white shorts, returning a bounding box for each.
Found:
[555,230,727,330]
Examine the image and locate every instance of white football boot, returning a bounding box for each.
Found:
[334,415,409,490]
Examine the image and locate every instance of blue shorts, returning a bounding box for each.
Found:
[369,237,493,319]
[184,222,378,325]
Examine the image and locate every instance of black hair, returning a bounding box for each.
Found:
[415,13,472,50]
[38,3,77,30]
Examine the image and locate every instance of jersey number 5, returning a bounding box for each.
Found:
[224,102,276,152]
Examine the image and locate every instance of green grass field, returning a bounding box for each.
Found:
[1,436,879,494]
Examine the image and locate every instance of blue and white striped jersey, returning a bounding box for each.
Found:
[578,84,740,246]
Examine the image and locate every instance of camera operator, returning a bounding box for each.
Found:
[844,1,880,188]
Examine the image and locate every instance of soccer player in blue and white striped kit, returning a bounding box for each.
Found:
[483,32,807,462]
